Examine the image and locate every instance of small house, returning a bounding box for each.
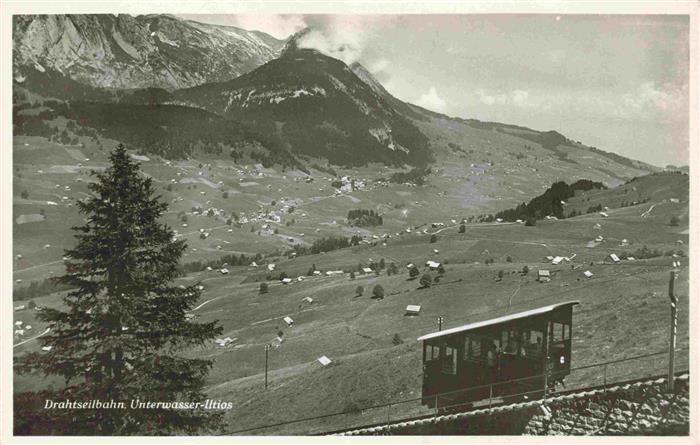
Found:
[406,305,421,316]
[281,278,292,284]
[426,261,441,269]
[583,270,593,278]
[362,267,373,274]
[302,297,313,304]
[317,356,332,366]
[537,270,551,283]
[551,256,564,265]
[609,254,620,263]
[284,316,294,327]
[220,268,229,274]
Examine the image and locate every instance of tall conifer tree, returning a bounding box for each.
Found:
[15,145,223,435]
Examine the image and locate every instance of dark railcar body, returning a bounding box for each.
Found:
[418,301,578,409]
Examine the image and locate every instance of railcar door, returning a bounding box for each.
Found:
[548,320,572,385]
[422,343,442,405]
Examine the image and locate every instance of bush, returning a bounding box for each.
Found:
[497,270,504,280]
[458,224,466,233]
[430,234,438,243]
[355,285,364,296]
[222,191,229,199]
[27,300,36,309]
[522,265,530,275]
[392,334,404,345]
[420,273,432,288]
[506,256,513,263]
[20,190,29,199]
[372,284,385,299]
[525,217,536,226]
[409,267,420,278]
[437,264,445,275]
[350,271,355,280]
[670,216,680,226]
[259,283,269,294]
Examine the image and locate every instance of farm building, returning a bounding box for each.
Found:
[537,270,551,283]
[406,305,421,316]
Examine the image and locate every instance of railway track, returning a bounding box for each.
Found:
[325,370,690,436]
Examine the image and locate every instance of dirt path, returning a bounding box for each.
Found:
[14,260,63,274]
[640,205,656,218]
[192,298,220,311]
[13,327,50,348]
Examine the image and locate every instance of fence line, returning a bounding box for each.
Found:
[218,346,690,436]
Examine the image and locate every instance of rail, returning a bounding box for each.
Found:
[218,346,690,435]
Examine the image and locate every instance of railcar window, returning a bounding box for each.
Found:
[552,322,565,342]
[443,346,458,374]
[426,345,440,361]
[505,331,519,354]
[564,323,571,340]
[524,330,544,357]
[464,337,482,361]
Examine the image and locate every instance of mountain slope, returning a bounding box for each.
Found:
[13,14,284,90]
[12,16,659,182]
[174,46,432,167]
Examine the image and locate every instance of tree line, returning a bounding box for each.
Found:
[495,180,607,222]
[347,209,383,227]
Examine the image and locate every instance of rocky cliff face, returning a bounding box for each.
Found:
[13,14,284,90]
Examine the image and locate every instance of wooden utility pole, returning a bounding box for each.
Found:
[264,344,271,390]
[668,271,679,392]
[543,321,551,404]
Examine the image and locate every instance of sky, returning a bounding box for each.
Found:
[176,14,690,167]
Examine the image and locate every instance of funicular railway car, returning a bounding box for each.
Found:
[418,301,579,409]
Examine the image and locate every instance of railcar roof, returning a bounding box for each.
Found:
[417,301,579,342]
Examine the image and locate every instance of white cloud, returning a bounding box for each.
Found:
[369,58,390,72]
[476,89,530,107]
[473,82,686,126]
[415,86,447,112]
[296,16,396,65]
